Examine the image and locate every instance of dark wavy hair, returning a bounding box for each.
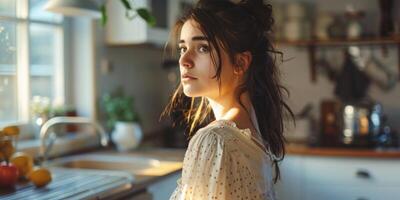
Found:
[161,0,294,183]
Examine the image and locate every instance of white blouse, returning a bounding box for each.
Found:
[169,120,276,200]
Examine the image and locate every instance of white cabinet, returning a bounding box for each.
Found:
[276,155,400,200]
[105,0,168,45]
[105,0,194,46]
[305,186,400,200]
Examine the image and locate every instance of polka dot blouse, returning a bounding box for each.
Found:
[169,120,276,200]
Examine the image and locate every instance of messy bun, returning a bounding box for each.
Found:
[237,0,274,35]
[163,0,294,183]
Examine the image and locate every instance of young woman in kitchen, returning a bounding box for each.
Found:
[162,0,294,199]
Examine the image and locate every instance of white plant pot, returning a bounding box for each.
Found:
[111,121,143,151]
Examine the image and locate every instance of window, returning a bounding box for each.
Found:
[0,0,65,130]
[0,20,17,123]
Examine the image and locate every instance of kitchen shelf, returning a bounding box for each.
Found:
[286,144,400,158]
[275,37,400,82]
[276,37,400,46]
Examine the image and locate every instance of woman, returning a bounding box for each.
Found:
[162,0,293,199]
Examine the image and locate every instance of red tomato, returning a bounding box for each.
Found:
[0,162,19,188]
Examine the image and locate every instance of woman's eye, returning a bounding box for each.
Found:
[178,47,187,54]
[199,45,209,53]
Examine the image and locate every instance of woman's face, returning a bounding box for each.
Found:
[178,19,236,99]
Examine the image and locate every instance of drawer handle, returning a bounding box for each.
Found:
[356,169,371,179]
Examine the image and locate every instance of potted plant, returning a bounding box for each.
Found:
[102,89,142,151]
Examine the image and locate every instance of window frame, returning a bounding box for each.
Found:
[0,0,66,134]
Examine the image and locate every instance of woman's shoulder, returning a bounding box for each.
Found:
[192,120,272,158]
[188,121,239,148]
[194,120,237,139]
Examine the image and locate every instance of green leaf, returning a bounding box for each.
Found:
[120,0,132,10]
[136,8,156,27]
[101,90,139,127]
[101,4,107,26]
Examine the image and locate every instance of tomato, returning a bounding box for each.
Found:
[0,162,19,188]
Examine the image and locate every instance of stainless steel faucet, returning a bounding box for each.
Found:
[39,116,109,163]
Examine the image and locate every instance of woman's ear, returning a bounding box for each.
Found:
[234,51,252,75]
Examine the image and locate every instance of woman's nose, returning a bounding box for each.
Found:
[179,51,194,69]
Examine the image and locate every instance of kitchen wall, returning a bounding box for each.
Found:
[94,25,175,134]
[280,46,400,131]
[93,0,400,136]
[277,0,400,131]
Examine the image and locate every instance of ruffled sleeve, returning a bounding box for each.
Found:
[170,127,269,200]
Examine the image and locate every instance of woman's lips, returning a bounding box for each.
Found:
[181,74,197,81]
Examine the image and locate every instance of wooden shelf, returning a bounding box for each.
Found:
[286,144,400,158]
[274,37,400,82]
[275,37,400,47]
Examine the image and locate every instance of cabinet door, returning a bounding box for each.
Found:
[303,157,400,187]
[275,155,305,200]
[305,186,400,200]
[276,155,400,200]
[303,157,400,200]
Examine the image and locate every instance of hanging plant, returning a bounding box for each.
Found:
[100,0,156,27]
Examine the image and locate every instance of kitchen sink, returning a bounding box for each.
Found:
[49,153,183,176]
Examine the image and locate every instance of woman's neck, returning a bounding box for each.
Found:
[207,91,252,122]
[207,91,259,136]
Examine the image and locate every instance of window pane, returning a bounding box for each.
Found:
[0,0,16,17]
[0,20,17,122]
[30,23,58,100]
[30,0,62,23]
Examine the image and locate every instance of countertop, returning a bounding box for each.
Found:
[0,147,185,200]
[286,144,400,158]
[106,147,185,191]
